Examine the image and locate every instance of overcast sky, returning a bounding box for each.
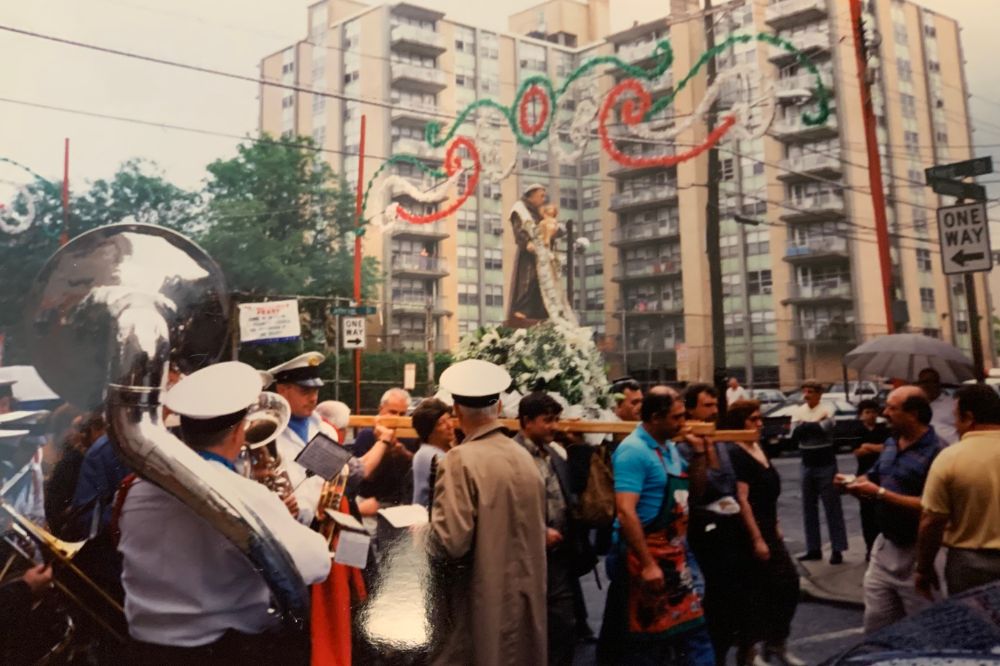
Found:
[1,0,998,198]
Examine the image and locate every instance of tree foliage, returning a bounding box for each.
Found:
[200,135,377,301]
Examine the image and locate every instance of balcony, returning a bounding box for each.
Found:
[622,335,680,357]
[777,153,843,181]
[393,332,451,353]
[772,112,839,143]
[391,254,449,277]
[783,236,850,264]
[390,294,451,315]
[779,193,846,223]
[391,137,444,162]
[765,0,828,31]
[611,258,681,282]
[776,72,834,103]
[391,62,448,93]
[391,103,440,125]
[390,24,446,56]
[783,278,853,304]
[769,31,831,65]
[789,321,860,348]
[616,299,684,316]
[389,219,449,240]
[610,186,678,212]
[610,222,680,247]
[616,40,659,65]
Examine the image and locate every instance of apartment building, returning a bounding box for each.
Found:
[260,0,993,388]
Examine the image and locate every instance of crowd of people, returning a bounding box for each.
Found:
[2,355,1000,665]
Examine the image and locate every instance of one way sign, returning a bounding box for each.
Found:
[342,316,367,349]
[937,201,993,275]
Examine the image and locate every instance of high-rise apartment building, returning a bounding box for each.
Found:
[259,0,993,388]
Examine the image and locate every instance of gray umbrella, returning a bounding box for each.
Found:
[843,333,975,384]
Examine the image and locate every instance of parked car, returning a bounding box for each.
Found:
[761,398,867,456]
[748,388,788,414]
[824,381,880,404]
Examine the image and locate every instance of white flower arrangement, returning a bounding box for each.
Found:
[457,320,612,410]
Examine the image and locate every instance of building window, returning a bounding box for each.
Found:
[900,94,916,119]
[928,60,940,73]
[559,194,578,210]
[894,23,908,44]
[897,59,913,83]
[748,270,773,295]
[484,284,503,307]
[904,131,920,156]
[916,248,932,272]
[720,158,735,181]
[458,283,479,305]
[924,23,937,37]
[457,246,479,269]
[484,248,502,270]
[343,71,359,85]
[920,287,936,312]
[560,163,577,177]
[581,158,599,175]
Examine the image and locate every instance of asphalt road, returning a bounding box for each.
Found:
[573,453,866,666]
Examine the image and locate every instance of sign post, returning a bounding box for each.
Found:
[927,156,993,383]
[936,201,991,383]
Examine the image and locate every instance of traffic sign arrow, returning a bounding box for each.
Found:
[346,338,362,346]
[951,249,986,267]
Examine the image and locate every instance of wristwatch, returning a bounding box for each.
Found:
[876,486,887,500]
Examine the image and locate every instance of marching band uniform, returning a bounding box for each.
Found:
[268,352,340,526]
[117,362,330,662]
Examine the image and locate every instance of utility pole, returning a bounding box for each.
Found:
[352,114,366,412]
[425,300,436,393]
[705,0,727,392]
[566,219,575,307]
[850,0,895,334]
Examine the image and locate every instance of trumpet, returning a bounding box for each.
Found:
[243,391,294,500]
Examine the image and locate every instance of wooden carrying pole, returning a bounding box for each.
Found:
[347,415,760,443]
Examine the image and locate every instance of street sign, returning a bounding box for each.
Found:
[937,201,993,275]
[925,156,993,182]
[330,305,377,316]
[342,316,367,349]
[403,363,416,390]
[930,178,986,201]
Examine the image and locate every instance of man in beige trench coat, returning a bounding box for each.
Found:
[428,359,548,665]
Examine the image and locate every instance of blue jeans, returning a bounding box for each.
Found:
[618,626,715,666]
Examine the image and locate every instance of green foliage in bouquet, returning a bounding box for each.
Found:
[457,321,612,409]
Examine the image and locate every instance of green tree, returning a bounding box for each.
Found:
[200,135,376,300]
[198,135,379,370]
[0,160,198,363]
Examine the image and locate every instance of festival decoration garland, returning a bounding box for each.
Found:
[361,32,830,232]
[0,156,50,237]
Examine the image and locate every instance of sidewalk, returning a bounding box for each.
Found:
[797,535,867,607]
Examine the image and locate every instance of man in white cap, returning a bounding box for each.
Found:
[117,361,330,663]
[507,183,550,326]
[267,352,340,525]
[428,359,547,665]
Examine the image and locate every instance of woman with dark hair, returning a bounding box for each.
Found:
[720,400,802,666]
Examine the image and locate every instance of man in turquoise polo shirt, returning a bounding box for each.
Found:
[597,386,713,666]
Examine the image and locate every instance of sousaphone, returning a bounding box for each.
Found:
[23,223,310,622]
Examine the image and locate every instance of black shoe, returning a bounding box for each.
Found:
[797,551,822,561]
[830,551,844,565]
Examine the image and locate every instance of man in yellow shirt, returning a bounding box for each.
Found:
[917,384,1000,597]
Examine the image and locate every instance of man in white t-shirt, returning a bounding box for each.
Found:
[916,368,958,445]
[725,377,748,406]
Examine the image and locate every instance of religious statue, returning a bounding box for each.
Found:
[506,184,578,328]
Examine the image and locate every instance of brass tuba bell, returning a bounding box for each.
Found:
[23,223,311,623]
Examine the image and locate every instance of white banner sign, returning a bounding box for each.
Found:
[238,300,301,344]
